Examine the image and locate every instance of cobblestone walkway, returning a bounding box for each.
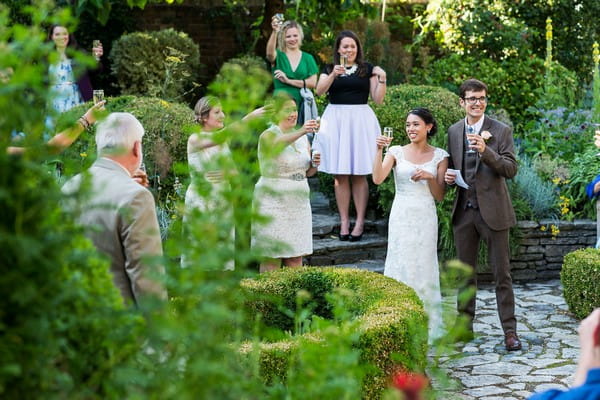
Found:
[438,279,579,399]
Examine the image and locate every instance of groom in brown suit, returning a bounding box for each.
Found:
[444,79,521,351]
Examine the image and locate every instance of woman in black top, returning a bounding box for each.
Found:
[315,30,387,241]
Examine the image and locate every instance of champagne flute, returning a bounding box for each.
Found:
[92,40,101,61]
[274,13,284,29]
[466,126,477,154]
[93,89,104,105]
[311,125,320,168]
[383,126,393,150]
[340,54,348,76]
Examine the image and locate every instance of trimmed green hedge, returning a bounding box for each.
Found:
[109,28,201,102]
[58,95,193,206]
[561,248,600,319]
[240,267,428,399]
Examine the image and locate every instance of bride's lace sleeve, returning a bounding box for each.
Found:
[433,147,449,165]
[387,145,403,161]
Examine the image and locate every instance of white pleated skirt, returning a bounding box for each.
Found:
[314,104,381,175]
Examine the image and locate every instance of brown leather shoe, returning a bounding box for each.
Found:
[505,332,522,351]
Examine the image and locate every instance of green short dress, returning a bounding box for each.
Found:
[272,49,318,107]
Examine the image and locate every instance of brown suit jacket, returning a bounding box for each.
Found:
[447,115,518,231]
[62,158,166,305]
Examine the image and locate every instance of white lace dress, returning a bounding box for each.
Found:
[252,126,313,258]
[183,140,234,270]
[383,145,448,340]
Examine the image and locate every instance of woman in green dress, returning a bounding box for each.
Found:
[266,17,318,120]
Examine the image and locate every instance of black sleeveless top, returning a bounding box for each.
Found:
[322,62,374,105]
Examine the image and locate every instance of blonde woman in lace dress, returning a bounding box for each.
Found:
[252,98,320,272]
[183,96,264,270]
[372,108,449,341]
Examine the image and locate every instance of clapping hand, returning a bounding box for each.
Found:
[132,168,149,187]
[375,135,392,149]
[410,168,433,183]
[273,69,288,83]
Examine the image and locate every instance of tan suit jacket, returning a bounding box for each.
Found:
[62,158,166,305]
[447,115,518,231]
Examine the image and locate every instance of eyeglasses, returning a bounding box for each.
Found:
[463,96,488,104]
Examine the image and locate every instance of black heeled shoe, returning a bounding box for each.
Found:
[338,233,350,241]
[349,233,363,242]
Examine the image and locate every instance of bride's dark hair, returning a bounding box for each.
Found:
[408,107,438,137]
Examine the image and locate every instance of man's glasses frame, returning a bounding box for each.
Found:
[463,96,488,105]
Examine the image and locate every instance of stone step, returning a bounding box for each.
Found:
[306,232,388,266]
[312,213,388,237]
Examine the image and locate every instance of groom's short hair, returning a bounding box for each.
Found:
[459,79,488,98]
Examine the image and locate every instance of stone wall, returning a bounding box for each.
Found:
[481,219,597,282]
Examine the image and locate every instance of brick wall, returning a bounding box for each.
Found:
[132,0,265,85]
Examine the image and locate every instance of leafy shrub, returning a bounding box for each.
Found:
[561,248,600,319]
[509,154,558,220]
[411,53,578,130]
[520,107,594,162]
[241,267,428,399]
[419,0,532,60]
[110,29,201,102]
[559,147,600,219]
[0,152,142,398]
[418,0,600,82]
[58,96,193,215]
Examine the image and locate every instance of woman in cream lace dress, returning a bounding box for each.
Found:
[183,96,263,270]
[372,108,449,341]
[252,98,320,272]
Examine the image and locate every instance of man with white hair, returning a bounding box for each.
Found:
[62,112,166,306]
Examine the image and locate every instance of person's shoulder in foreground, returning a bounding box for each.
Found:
[528,368,600,399]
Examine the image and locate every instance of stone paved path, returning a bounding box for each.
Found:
[436,279,579,399]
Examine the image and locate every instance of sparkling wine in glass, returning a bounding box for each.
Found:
[92,89,104,105]
[313,116,321,133]
[274,13,284,29]
[383,126,393,150]
[340,54,348,76]
[92,40,101,60]
[466,126,477,154]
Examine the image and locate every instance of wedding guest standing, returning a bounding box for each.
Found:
[62,113,166,306]
[372,108,448,341]
[315,30,386,242]
[444,78,521,351]
[252,98,320,272]
[266,16,318,121]
[47,25,103,112]
[183,96,264,270]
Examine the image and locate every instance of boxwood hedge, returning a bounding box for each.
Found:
[561,248,600,319]
[240,267,428,399]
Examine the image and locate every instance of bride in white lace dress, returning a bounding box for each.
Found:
[372,108,449,341]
